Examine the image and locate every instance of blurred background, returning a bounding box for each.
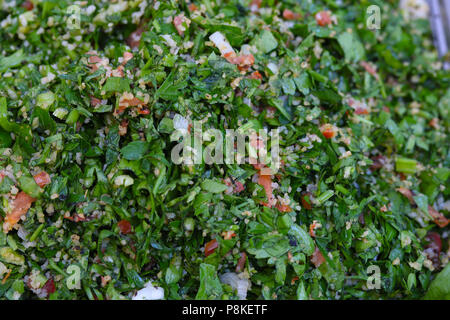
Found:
[428,0,450,69]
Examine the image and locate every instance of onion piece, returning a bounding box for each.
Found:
[209,31,236,59]
[220,272,251,300]
[132,281,164,300]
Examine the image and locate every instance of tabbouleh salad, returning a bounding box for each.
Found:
[0,0,449,300]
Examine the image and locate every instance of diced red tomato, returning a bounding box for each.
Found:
[315,11,332,26]
[137,107,150,115]
[119,119,129,136]
[173,14,191,36]
[122,52,133,64]
[236,252,247,273]
[424,232,441,268]
[320,123,337,139]
[204,239,219,257]
[117,96,147,114]
[118,220,132,234]
[258,174,274,207]
[283,9,301,20]
[33,171,51,188]
[188,4,198,12]
[249,71,263,80]
[250,0,262,10]
[428,206,449,228]
[42,278,56,297]
[226,54,255,72]
[425,232,442,253]
[309,222,317,237]
[429,118,439,129]
[301,193,312,210]
[361,62,379,83]
[3,191,36,232]
[370,155,386,171]
[87,55,102,73]
[396,187,448,228]
[234,181,245,194]
[396,187,415,204]
[355,107,369,115]
[276,203,292,213]
[90,96,102,107]
[127,26,145,49]
[222,230,236,240]
[173,15,184,36]
[64,213,87,223]
[311,247,326,268]
[21,0,34,11]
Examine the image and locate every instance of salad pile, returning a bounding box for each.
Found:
[0,0,449,300]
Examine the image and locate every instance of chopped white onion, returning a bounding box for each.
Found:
[209,31,235,57]
[220,272,251,300]
[132,281,165,300]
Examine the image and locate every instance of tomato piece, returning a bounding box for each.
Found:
[311,247,326,268]
[250,0,262,10]
[355,107,369,115]
[249,71,262,80]
[235,252,247,273]
[283,9,301,20]
[319,123,337,139]
[424,232,441,268]
[425,232,442,253]
[370,155,386,171]
[42,278,56,297]
[204,239,219,257]
[33,171,51,188]
[226,54,255,72]
[428,206,449,228]
[222,231,236,240]
[90,96,102,107]
[119,119,129,136]
[118,220,132,234]
[234,181,245,193]
[173,15,185,36]
[137,107,150,115]
[429,118,439,129]
[276,203,292,213]
[309,222,317,237]
[315,11,332,26]
[321,128,335,139]
[121,52,133,66]
[3,191,36,232]
[301,193,312,210]
[188,4,198,12]
[258,174,274,207]
[127,26,145,49]
[396,187,415,204]
[360,61,379,80]
[21,0,34,11]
